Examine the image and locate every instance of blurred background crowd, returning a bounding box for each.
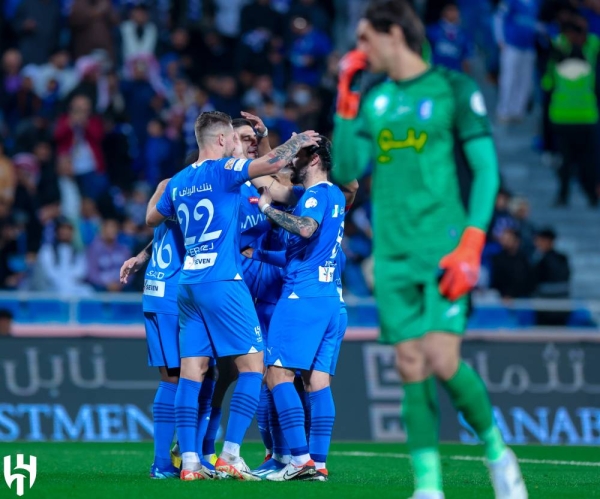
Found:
[0,0,597,301]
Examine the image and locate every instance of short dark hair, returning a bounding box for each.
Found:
[308,135,333,173]
[232,118,253,129]
[363,0,425,54]
[537,228,557,241]
[194,111,232,146]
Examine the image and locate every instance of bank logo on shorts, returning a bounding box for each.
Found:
[4,455,36,496]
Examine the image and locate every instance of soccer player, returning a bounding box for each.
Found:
[254,136,345,481]
[146,111,320,481]
[331,1,526,498]
[119,229,184,479]
[201,116,282,466]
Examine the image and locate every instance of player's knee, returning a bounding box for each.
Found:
[395,346,426,382]
[304,370,330,392]
[158,366,179,383]
[234,351,264,374]
[180,356,211,381]
[266,366,295,390]
[427,350,459,381]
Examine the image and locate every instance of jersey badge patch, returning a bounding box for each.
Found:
[305,197,318,208]
[418,99,433,120]
[470,91,487,116]
[249,196,259,204]
[224,158,235,170]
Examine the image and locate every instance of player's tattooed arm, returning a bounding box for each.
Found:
[119,240,153,284]
[263,206,318,239]
[247,131,320,179]
[146,178,170,227]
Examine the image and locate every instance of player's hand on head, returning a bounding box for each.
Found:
[337,50,368,120]
[294,130,321,150]
[241,111,267,135]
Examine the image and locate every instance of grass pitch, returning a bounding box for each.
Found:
[2,442,599,499]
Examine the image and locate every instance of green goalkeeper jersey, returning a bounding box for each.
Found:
[333,66,499,260]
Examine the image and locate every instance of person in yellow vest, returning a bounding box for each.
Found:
[542,13,600,207]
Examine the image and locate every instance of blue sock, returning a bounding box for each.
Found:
[269,389,289,456]
[257,384,273,452]
[301,390,311,441]
[224,372,263,446]
[202,407,222,456]
[309,387,335,464]
[196,378,216,455]
[271,382,308,457]
[174,378,201,454]
[153,381,177,469]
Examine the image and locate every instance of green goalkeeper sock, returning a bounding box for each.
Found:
[402,378,442,492]
[441,361,507,462]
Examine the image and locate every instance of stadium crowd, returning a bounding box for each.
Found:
[0,0,588,299]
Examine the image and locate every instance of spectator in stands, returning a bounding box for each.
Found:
[0,142,16,204]
[542,13,599,207]
[510,196,536,259]
[533,227,571,325]
[79,197,101,246]
[36,217,92,297]
[86,218,131,292]
[12,0,61,66]
[0,49,24,132]
[240,0,283,37]
[0,308,14,336]
[490,227,534,299]
[0,215,23,290]
[30,50,79,101]
[12,153,43,255]
[489,188,518,244]
[69,0,119,61]
[288,16,332,86]
[494,0,541,122]
[427,2,474,73]
[287,0,330,34]
[120,3,158,62]
[54,94,107,200]
[533,227,570,297]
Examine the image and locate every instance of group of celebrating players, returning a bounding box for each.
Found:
[120,1,529,498]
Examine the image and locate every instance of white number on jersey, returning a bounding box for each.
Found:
[177,198,223,246]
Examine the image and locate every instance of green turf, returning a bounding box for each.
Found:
[1,442,599,499]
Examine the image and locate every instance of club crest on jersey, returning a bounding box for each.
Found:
[418,99,433,120]
[305,197,318,208]
[224,158,235,170]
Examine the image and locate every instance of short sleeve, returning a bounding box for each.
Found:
[214,157,252,190]
[298,187,328,225]
[156,180,175,218]
[451,73,492,143]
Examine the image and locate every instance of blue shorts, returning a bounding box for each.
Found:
[330,311,348,375]
[144,312,180,368]
[178,281,263,359]
[256,300,277,339]
[267,296,340,372]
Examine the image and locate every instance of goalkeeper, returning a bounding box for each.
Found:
[332,1,527,499]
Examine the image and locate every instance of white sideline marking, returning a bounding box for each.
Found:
[330,451,600,467]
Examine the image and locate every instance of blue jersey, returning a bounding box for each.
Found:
[497,0,540,50]
[335,250,347,315]
[156,157,251,284]
[283,182,345,298]
[239,181,267,296]
[142,218,186,315]
[427,21,473,72]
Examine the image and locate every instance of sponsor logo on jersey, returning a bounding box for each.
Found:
[224,158,235,170]
[183,253,218,270]
[318,265,335,283]
[305,197,318,209]
[248,196,259,204]
[377,128,428,162]
[418,99,433,120]
[143,279,166,297]
[470,91,487,116]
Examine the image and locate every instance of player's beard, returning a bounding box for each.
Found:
[290,164,308,185]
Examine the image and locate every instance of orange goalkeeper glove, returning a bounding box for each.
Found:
[438,227,486,302]
[336,50,368,119]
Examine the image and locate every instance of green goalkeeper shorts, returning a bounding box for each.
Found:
[374,256,469,344]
